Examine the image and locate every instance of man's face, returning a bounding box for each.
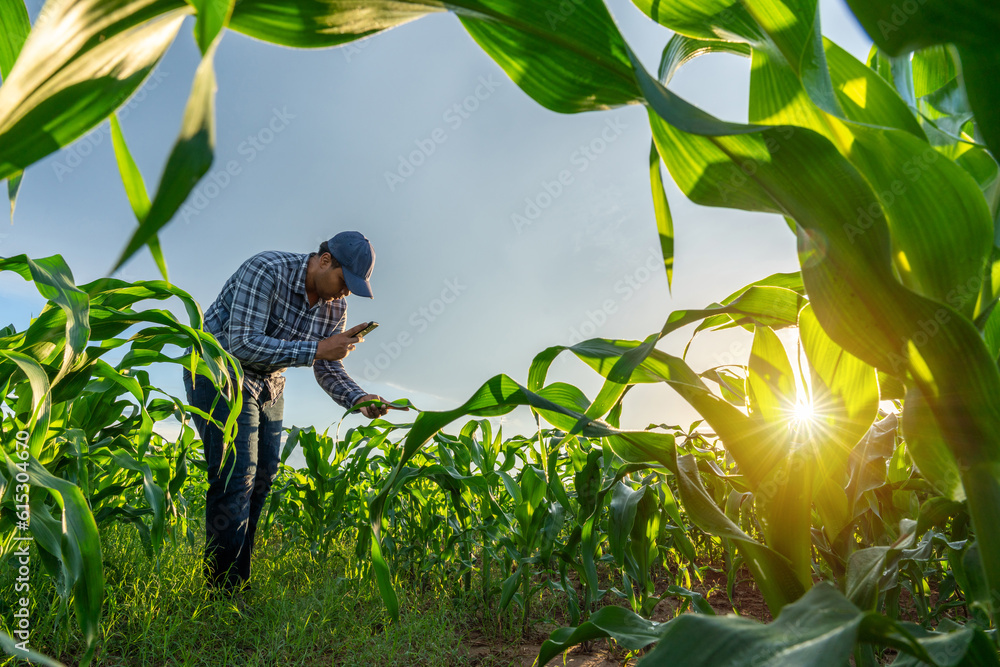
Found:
[316,255,351,301]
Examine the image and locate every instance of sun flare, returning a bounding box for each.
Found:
[791,399,815,424]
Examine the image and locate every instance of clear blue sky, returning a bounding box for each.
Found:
[1,1,872,453]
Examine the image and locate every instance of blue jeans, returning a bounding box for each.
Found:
[183,369,283,591]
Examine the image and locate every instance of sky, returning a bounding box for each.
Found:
[0,0,873,462]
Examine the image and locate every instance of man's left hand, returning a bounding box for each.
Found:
[356,393,390,419]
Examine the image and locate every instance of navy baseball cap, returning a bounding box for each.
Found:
[328,231,375,298]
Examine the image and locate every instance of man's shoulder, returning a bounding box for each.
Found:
[243,250,307,269]
[233,251,307,279]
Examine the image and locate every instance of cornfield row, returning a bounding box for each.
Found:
[2,0,1000,664]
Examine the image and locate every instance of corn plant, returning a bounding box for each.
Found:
[0,254,240,665]
[3,0,1000,664]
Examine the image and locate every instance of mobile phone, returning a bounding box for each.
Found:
[357,321,379,337]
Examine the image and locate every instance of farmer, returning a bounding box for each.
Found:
[182,231,393,595]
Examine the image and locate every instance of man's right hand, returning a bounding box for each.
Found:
[315,322,370,361]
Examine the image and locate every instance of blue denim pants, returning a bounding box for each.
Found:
[183,369,283,591]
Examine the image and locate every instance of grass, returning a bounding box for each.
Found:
[1,522,538,667]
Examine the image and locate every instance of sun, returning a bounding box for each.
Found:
[791,399,815,425]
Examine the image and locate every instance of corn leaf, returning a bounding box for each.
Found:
[229,0,640,113]
[0,0,189,181]
[109,115,168,281]
[113,38,220,273]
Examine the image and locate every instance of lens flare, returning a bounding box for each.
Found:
[791,399,815,425]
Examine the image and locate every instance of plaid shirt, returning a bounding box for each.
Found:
[202,251,367,409]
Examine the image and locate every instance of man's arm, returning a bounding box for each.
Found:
[314,358,368,410]
[227,255,317,367]
[314,315,367,408]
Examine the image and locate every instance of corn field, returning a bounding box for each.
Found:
[1,0,999,665]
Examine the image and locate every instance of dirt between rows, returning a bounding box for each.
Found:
[466,566,772,666]
[466,566,967,666]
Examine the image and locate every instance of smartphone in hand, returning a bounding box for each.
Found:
[358,321,379,337]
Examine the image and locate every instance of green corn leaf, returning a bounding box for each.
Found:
[890,624,1000,667]
[842,0,1000,160]
[114,37,220,273]
[109,115,169,281]
[638,584,931,666]
[845,547,890,611]
[747,38,990,318]
[608,481,646,565]
[799,304,878,541]
[901,387,965,502]
[0,349,51,458]
[912,45,958,99]
[539,605,664,666]
[1,451,103,665]
[747,326,795,424]
[108,447,166,553]
[0,634,66,667]
[539,583,960,666]
[823,39,924,137]
[648,141,674,290]
[6,168,21,220]
[657,33,751,87]
[0,0,28,218]
[229,0,640,114]
[0,0,30,81]
[0,0,189,181]
[190,0,235,55]
[629,29,1000,611]
[635,0,840,115]
[0,254,90,385]
[498,565,523,611]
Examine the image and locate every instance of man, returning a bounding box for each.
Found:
[183,230,395,595]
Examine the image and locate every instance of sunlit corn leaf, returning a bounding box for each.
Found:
[746,32,991,318]
[747,326,795,424]
[0,0,30,81]
[843,0,1000,161]
[798,304,879,541]
[628,9,1000,609]
[0,0,189,181]
[229,0,640,113]
[635,0,841,115]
